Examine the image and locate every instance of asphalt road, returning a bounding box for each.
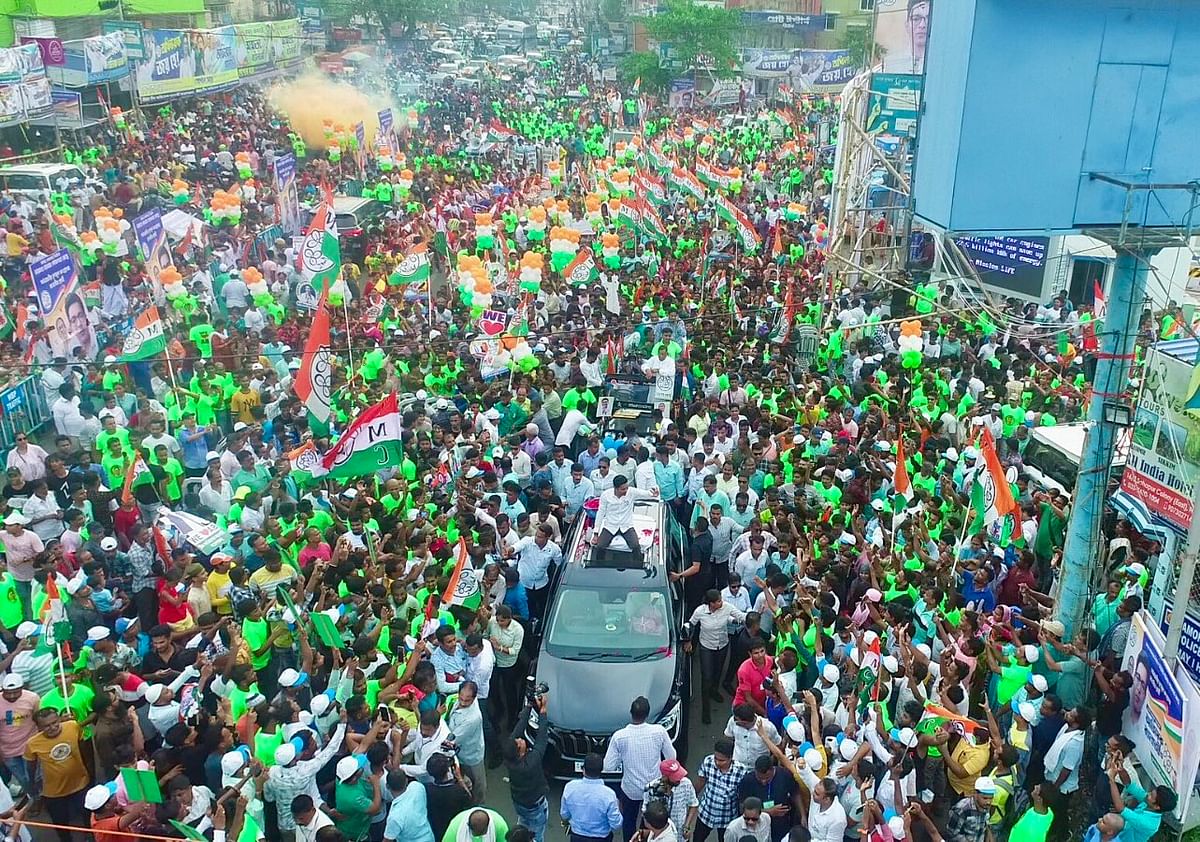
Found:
[484,649,724,842]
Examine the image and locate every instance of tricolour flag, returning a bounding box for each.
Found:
[563,251,597,286]
[486,119,520,144]
[617,196,644,231]
[294,244,334,425]
[667,166,706,201]
[646,143,673,173]
[390,243,431,299]
[120,306,166,361]
[640,201,669,244]
[320,393,405,478]
[893,429,912,511]
[39,575,71,649]
[969,427,1019,542]
[695,159,726,191]
[121,453,153,505]
[714,195,760,253]
[442,538,481,610]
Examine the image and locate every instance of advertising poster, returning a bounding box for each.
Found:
[741,49,857,89]
[102,20,144,61]
[377,108,394,154]
[234,21,272,75]
[0,43,44,85]
[133,208,171,306]
[1121,612,1196,813]
[19,77,51,114]
[874,0,931,75]
[953,235,1048,299]
[866,73,921,135]
[355,121,366,176]
[51,89,81,122]
[272,18,302,64]
[1121,343,1200,535]
[274,152,300,236]
[31,249,96,360]
[50,33,129,87]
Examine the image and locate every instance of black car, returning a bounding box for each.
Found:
[534,497,691,779]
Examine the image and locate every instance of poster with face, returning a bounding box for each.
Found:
[874,0,931,75]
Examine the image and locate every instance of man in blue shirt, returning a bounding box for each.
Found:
[561,463,596,524]
[510,525,563,620]
[653,444,687,523]
[430,625,470,695]
[561,753,622,842]
[176,412,211,477]
[382,770,435,842]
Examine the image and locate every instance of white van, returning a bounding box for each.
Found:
[0,163,87,198]
[1021,421,1128,497]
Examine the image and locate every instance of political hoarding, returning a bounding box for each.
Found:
[235,19,302,78]
[274,153,301,236]
[133,208,171,306]
[0,43,52,124]
[102,20,145,61]
[136,27,238,101]
[873,0,931,75]
[1121,612,1200,818]
[740,49,858,90]
[48,33,129,87]
[31,249,97,361]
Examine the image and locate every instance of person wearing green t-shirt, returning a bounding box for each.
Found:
[1007,782,1055,841]
[150,444,185,505]
[189,322,216,358]
[334,736,385,842]
[242,603,284,671]
[442,808,508,842]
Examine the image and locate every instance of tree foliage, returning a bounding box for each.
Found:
[600,0,626,23]
[341,0,445,34]
[618,52,673,94]
[840,20,875,70]
[638,0,744,78]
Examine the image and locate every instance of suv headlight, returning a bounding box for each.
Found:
[657,699,683,735]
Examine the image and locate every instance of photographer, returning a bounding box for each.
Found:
[504,691,551,842]
[641,760,698,842]
[634,799,678,842]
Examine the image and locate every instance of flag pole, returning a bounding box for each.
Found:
[54,641,69,702]
[341,294,356,373]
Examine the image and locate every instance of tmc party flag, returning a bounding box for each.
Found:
[287,440,327,482]
[667,166,706,201]
[969,427,1019,542]
[442,538,482,610]
[294,276,333,425]
[390,243,431,295]
[695,159,726,191]
[120,306,166,361]
[640,201,669,244]
[38,574,71,649]
[636,169,668,207]
[298,202,342,295]
[321,393,405,478]
[646,143,673,173]
[1092,280,1107,321]
[715,195,761,253]
[563,250,597,286]
[617,196,643,231]
[121,452,153,505]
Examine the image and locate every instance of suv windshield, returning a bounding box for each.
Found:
[607,380,652,404]
[1022,439,1077,491]
[544,586,671,659]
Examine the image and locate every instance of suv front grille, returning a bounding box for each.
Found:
[552,729,610,759]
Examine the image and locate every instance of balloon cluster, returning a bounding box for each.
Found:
[812,221,829,250]
[93,207,130,255]
[171,179,190,206]
[491,334,539,374]
[518,251,544,294]
[206,190,242,226]
[584,194,603,228]
[727,166,743,195]
[525,207,547,242]
[235,152,252,181]
[243,267,270,306]
[395,169,413,196]
[546,159,562,187]
[377,142,395,172]
[608,168,632,197]
[110,107,126,130]
[238,179,257,205]
[784,202,805,222]
[549,226,580,272]
[457,254,493,311]
[601,232,621,269]
[898,320,925,369]
[548,198,571,226]
[682,127,696,148]
[475,213,495,251]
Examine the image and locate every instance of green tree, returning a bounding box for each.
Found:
[600,0,626,23]
[638,0,744,78]
[618,52,673,94]
[840,19,876,70]
[336,0,443,34]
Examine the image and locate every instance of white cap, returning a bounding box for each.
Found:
[802,748,824,771]
[206,450,221,461]
[896,727,918,748]
[416,389,428,400]
[1,674,25,690]
[484,407,501,420]
[84,783,116,811]
[1023,645,1040,663]
[278,668,308,688]
[274,742,298,766]
[221,749,248,777]
[336,755,365,782]
[436,398,449,409]
[86,626,111,644]
[1031,674,1049,692]
[882,655,899,674]
[4,512,28,526]
[233,421,248,431]
[1017,702,1037,722]
[14,621,39,640]
[838,739,859,761]
[785,719,805,743]
[888,816,907,839]
[310,694,333,717]
[143,684,166,704]
[822,664,840,684]
[99,536,119,551]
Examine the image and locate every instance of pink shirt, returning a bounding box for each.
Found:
[733,655,775,709]
[298,543,332,570]
[2,530,44,581]
[0,689,40,759]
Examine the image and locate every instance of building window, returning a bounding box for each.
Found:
[860,0,875,10]
[824,12,838,30]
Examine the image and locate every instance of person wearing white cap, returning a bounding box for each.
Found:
[794,748,848,842]
[200,466,234,518]
[335,745,384,842]
[0,672,37,792]
[3,513,43,617]
[143,660,201,735]
[264,712,349,834]
[11,620,56,696]
[85,781,142,842]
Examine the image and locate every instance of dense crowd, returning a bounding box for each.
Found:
[0,30,1175,842]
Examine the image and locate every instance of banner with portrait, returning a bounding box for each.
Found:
[873,0,931,75]
[133,208,171,306]
[1121,611,1195,812]
[274,152,300,236]
[31,249,96,361]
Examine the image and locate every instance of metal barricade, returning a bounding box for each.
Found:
[0,374,51,450]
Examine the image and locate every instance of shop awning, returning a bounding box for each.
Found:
[1110,490,1170,543]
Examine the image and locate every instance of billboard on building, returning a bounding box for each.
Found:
[866,72,920,134]
[873,0,931,75]
[741,49,857,89]
[136,27,238,101]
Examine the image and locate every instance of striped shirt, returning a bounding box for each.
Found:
[696,754,750,829]
[603,722,676,800]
